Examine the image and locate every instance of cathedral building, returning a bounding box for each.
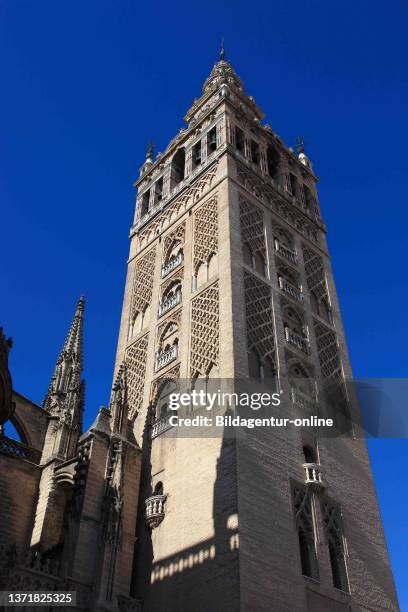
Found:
[0,50,399,611]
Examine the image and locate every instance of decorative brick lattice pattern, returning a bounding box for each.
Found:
[244,272,275,361]
[239,196,266,256]
[314,323,342,380]
[302,246,328,301]
[193,195,218,272]
[130,249,156,319]
[126,334,149,420]
[236,163,319,243]
[139,163,218,246]
[190,283,219,377]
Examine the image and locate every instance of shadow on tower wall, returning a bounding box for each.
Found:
[130,409,240,612]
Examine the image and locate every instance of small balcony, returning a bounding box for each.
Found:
[155,345,178,371]
[291,388,316,413]
[161,252,183,279]
[285,327,309,354]
[303,463,325,489]
[151,413,173,439]
[158,291,181,317]
[275,240,298,264]
[145,494,167,528]
[278,277,303,303]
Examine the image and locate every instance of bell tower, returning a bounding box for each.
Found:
[113,49,399,611]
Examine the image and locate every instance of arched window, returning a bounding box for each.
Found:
[155,380,178,421]
[207,127,217,154]
[3,419,25,443]
[267,145,280,182]
[289,363,315,402]
[283,306,305,336]
[164,241,183,266]
[154,482,163,495]
[275,227,295,250]
[195,262,206,290]
[130,306,149,339]
[141,190,150,217]
[171,148,185,186]
[207,252,218,280]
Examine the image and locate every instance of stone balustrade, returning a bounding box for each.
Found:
[285,327,309,354]
[158,291,181,317]
[155,345,178,371]
[145,494,167,528]
[291,388,316,413]
[0,436,41,464]
[278,277,303,302]
[151,413,173,439]
[275,240,298,264]
[303,462,324,489]
[161,252,183,278]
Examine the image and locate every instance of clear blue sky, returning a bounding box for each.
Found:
[1,0,407,606]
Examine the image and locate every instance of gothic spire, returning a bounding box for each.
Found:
[43,296,85,410]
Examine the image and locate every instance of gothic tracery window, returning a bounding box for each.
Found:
[292,485,319,581]
[321,501,349,592]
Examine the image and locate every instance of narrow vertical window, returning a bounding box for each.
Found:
[207,127,217,154]
[267,145,280,182]
[321,501,349,592]
[141,190,150,216]
[192,141,202,168]
[155,177,163,202]
[292,485,319,580]
[250,140,260,165]
[289,172,298,196]
[235,126,245,152]
[171,148,185,185]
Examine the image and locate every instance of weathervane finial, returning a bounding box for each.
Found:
[296,136,305,154]
[220,37,225,61]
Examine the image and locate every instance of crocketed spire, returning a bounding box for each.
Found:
[43,296,85,411]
